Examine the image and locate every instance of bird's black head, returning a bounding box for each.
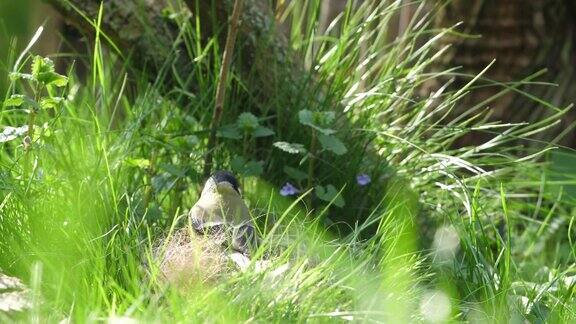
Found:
[211,170,240,194]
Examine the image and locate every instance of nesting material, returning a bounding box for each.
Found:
[155,227,236,287]
[154,227,287,290]
[0,273,31,313]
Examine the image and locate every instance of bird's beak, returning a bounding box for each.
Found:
[216,182,238,195]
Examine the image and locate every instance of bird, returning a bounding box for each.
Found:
[189,170,257,255]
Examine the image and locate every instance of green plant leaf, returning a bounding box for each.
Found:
[160,164,186,177]
[310,125,336,135]
[253,126,274,137]
[548,149,576,202]
[40,97,64,109]
[298,109,314,125]
[45,74,68,87]
[217,125,242,139]
[318,111,336,125]
[4,95,40,111]
[172,134,200,151]
[151,173,175,193]
[274,141,306,154]
[283,166,307,181]
[125,158,150,169]
[41,122,52,137]
[32,55,55,77]
[31,56,68,87]
[315,184,345,207]
[318,134,348,155]
[4,95,25,107]
[32,56,54,76]
[243,160,264,176]
[231,156,247,172]
[237,112,259,132]
[231,156,264,177]
[298,109,336,135]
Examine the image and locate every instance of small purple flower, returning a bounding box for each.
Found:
[356,174,371,186]
[280,182,300,196]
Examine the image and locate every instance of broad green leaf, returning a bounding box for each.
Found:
[311,125,336,135]
[231,156,247,173]
[40,97,64,109]
[125,158,150,169]
[4,95,25,107]
[253,126,274,137]
[237,112,259,131]
[174,135,199,150]
[160,163,186,177]
[145,204,162,223]
[298,109,314,125]
[151,173,175,193]
[31,56,68,87]
[318,111,336,125]
[318,134,348,155]
[243,160,264,176]
[3,95,40,110]
[298,109,336,135]
[298,109,336,125]
[32,56,55,78]
[315,184,345,208]
[548,149,576,202]
[45,74,68,87]
[217,125,242,139]
[274,141,306,154]
[231,156,264,177]
[283,166,307,181]
[182,135,200,146]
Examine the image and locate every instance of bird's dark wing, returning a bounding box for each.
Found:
[189,200,258,255]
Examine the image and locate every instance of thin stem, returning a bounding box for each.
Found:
[24,83,42,182]
[241,132,249,188]
[203,0,245,178]
[307,130,317,206]
[25,83,42,151]
[25,113,36,151]
[143,150,158,209]
[242,132,249,158]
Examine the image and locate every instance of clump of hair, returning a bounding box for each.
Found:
[153,227,236,289]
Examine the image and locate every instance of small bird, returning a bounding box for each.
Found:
[189,170,257,255]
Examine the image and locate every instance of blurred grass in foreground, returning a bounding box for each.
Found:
[1,0,575,322]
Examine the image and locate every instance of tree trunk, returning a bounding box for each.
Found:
[434,0,576,146]
[45,0,292,102]
[45,0,190,86]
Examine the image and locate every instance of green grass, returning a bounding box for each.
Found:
[1,0,575,322]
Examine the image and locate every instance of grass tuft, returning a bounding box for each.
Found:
[0,0,575,322]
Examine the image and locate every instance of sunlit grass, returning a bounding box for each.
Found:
[1,0,575,322]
